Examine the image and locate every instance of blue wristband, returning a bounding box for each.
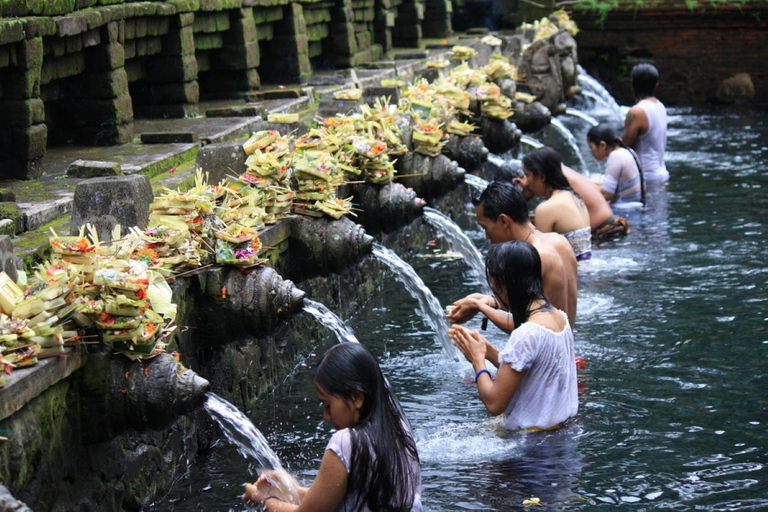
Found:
[475,369,492,382]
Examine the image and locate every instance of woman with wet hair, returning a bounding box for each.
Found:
[449,240,578,431]
[243,342,422,512]
[520,147,592,261]
[587,123,645,207]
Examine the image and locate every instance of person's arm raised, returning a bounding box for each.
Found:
[451,325,522,415]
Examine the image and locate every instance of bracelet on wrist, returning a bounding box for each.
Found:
[262,496,281,506]
[475,369,492,382]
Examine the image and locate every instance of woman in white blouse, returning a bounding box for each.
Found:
[449,241,578,431]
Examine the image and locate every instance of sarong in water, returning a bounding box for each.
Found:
[563,226,592,260]
[592,215,630,241]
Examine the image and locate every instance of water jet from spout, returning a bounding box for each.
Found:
[423,207,486,287]
[372,243,457,359]
[303,299,360,344]
[204,393,300,504]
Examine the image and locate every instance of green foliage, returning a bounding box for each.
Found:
[573,0,752,23]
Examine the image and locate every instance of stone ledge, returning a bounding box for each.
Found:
[18,197,73,232]
[0,346,87,422]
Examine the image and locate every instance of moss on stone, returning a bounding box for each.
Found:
[141,144,198,179]
[13,215,68,272]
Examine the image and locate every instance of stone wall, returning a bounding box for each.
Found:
[0,181,471,511]
[570,3,768,106]
[0,0,455,179]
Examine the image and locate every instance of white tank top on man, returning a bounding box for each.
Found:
[634,98,668,182]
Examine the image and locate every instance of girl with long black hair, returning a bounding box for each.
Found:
[243,342,422,512]
[449,241,578,431]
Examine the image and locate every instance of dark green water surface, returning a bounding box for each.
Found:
[150,106,768,511]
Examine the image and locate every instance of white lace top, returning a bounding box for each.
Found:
[497,311,579,431]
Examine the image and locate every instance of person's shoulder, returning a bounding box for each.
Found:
[328,427,353,447]
[542,232,577,264]
[536,232,569,259]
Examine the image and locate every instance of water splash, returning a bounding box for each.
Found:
[520,135,544,150]
[464,174,489,195]
[550,118,588,171]
[204,393,300,503]
[205,393,283,469]
[577,66,623,119]
[372,243,457,359]
[486,153,506,167]
[423,207,486,286]
[563,108,599,127]
[303,299,360,344]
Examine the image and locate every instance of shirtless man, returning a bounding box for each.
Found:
[623,62,668,183]
[447,181,578,331]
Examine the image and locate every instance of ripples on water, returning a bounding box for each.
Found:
[150,106,768,511]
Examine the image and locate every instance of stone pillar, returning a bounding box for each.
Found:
[303,5,331,62]
[0,29,46,180]
[137,12,199,117]
[392,0,424,48]
[70,175,153,241]
[198,8,260,96]
[260,3,311,84]
[422,0,452,38]
[374,0,399,53]
[68,21,135,145]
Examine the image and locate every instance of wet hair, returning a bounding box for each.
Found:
[474,180,529,224]
[314,343,419,512]
[521,147,572,192]
[587,123,647,205]
[631,62,659,99]
[485,241,551,326]
[587,123,621,148]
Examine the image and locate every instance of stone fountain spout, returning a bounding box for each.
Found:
[513,100,552,134]
[396,153,466,200]
[350,182,424,234]
[480,117,523,154]
[442,134,489,172]
[199,265,307,335]
[79,351,210,443]
[289,216,374,279]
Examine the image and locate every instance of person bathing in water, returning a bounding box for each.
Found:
[449,241,578,431]
[517,147,592,261]
[242,343,422,512]
[560,165,631,241]
[447,181,577,331]
[587,123,645,207]
[623,62,668,183]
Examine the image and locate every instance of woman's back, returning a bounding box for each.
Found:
[603,147,642,204]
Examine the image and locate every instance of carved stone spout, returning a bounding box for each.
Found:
[397,154,465,200]
[443,134,489,172]
[350,182,424,234]
[79,351,210,442]
[289,216,374,278]
[480,117,522,154]
[200,266,306,334]
[513,101,552,134]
